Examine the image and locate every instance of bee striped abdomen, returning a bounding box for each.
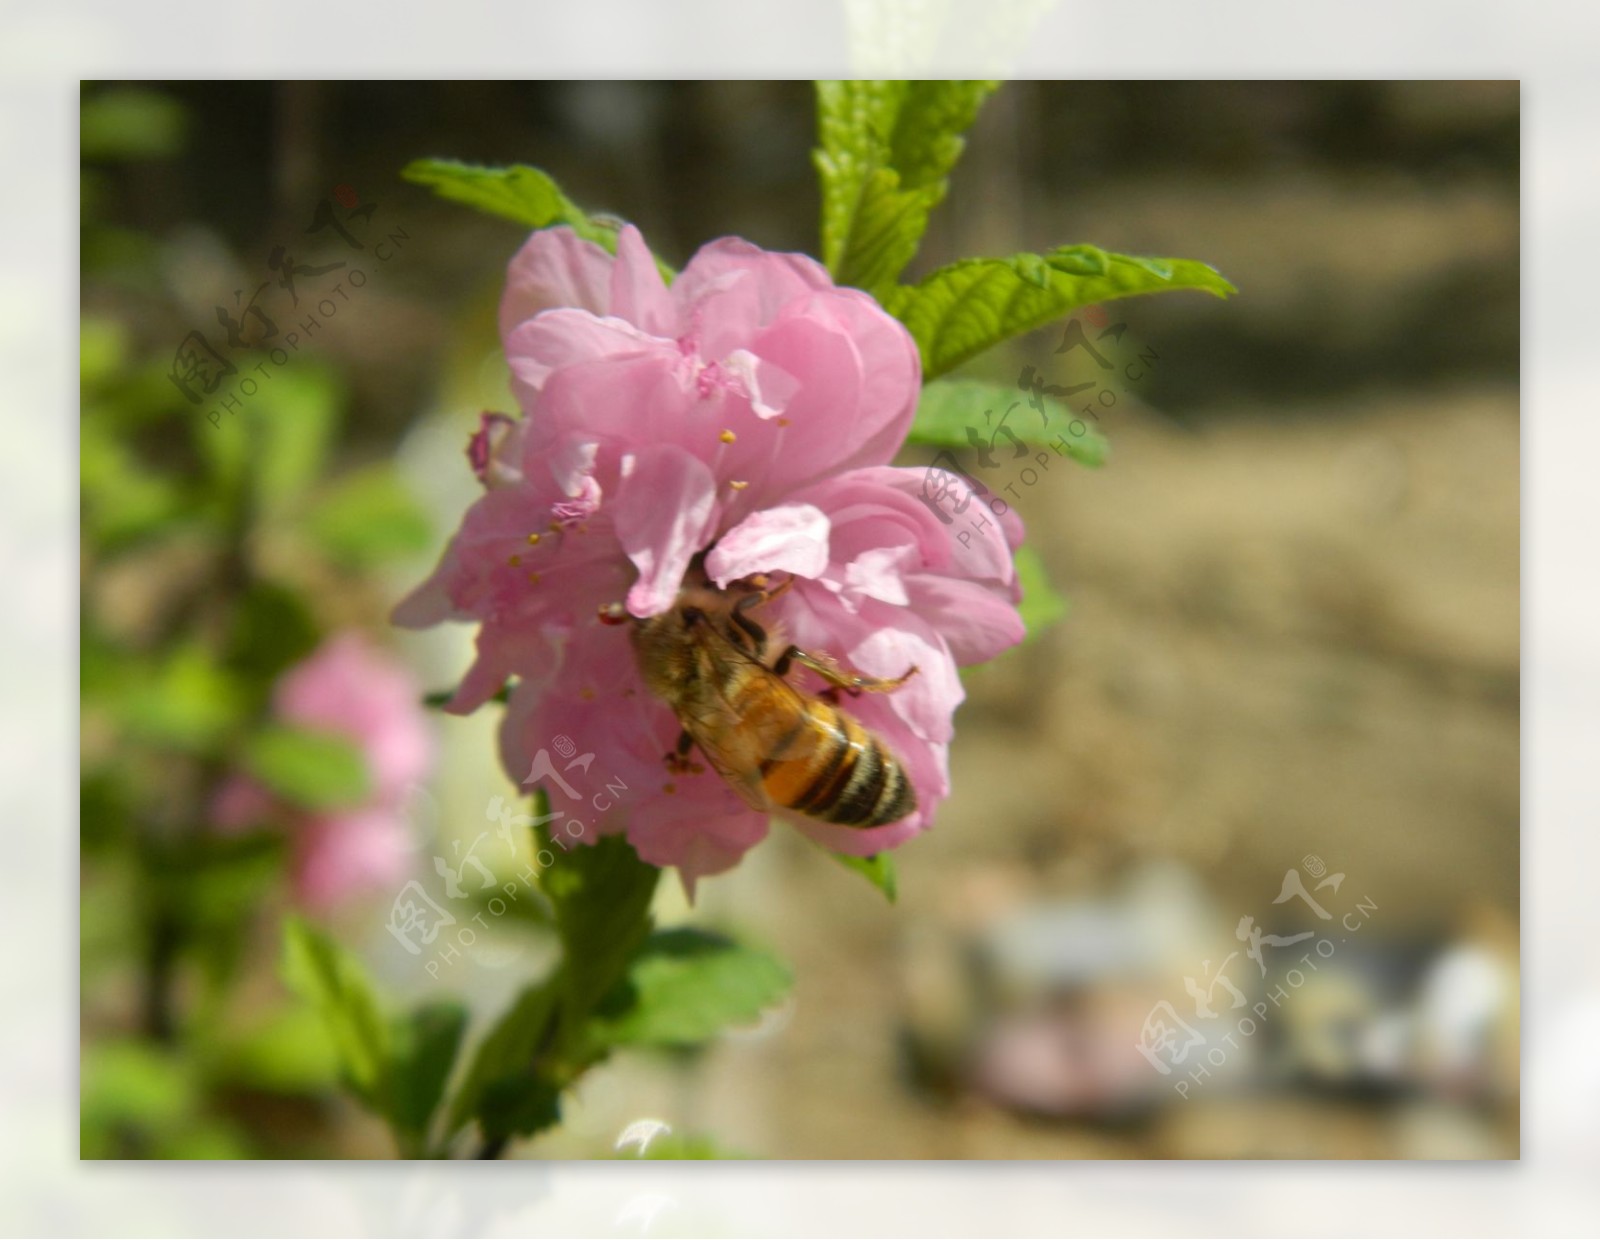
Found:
[760,700,915,828]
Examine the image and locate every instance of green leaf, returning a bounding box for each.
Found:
[827,850,898,903]
[80,87,187,161]
[80,1038,255,1159]
[302,464,433,568]
[223,580,322,697]
[402,159,674,279]
[1014,543,1068,640]
[110,645,245,752]
[592,928,792,1048]
[81,419,191,553]
[280,917,390,1106]
[884,245,1237,380]
[181,832,288,987]
[81,1041,199,1136]
[80,318,129,387]
[244,725,372,812]
[540,830,662,1018]
[193,406,251,498]
[478,1072,562,1143]
[907,378,1110,468]
[160,1119,253,1160]
[203,1004,341,1095]
[386,1001,469,1156]
[814,80,997,295]
[249,367,340,513]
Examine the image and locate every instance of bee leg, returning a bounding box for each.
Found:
[664,729,704,775]
[729,592,770,657]
[742,574,794,605]
[727,576,795,658]
[773,645,919,696]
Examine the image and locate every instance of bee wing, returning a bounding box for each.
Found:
[679,619,818,814]
[679,703,774,813]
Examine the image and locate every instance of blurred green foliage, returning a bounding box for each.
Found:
[80,82,435,1159]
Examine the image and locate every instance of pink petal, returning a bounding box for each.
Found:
[389,487,555,622]
[210,775,276,833]
[904,576,1027,666]
[391,570,458,629]
[726,293,918,503]
[466,412,523,490]
[673,237,834,359]
[846,607,964,746]
[613,444,719,617]
[628,801,770,901]
[293,809,412,912]
[787,469,961,579]
[542,431,603,502]
[828,466,1017,587]
[506,310,665,407]
[837,543,914,608]
[499,227,615,344]
[608,224,677,337]
[495,630,770,894]
[998,501,1027,550]
[740,304,862,494]
[705,503,830,588]
[445,621,560,715]
[274,635,435,803]
[721,348,800,419]
[813,289,921,470]
[528,349,695,456]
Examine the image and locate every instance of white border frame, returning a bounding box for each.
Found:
[16,1,1598,1234]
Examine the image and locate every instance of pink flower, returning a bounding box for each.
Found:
[212,634,434,911]
[396,225,1024,891]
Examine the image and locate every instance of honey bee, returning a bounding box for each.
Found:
[625,581,919,828]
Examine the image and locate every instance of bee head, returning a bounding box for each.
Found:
[627,597,720,701]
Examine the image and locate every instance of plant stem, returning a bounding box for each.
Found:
[460,835,662,1159]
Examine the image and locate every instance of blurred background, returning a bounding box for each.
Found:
[80,80,1519,1159]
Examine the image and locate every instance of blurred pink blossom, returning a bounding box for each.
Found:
[212,634,434,911]
[396,225,1024,890]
